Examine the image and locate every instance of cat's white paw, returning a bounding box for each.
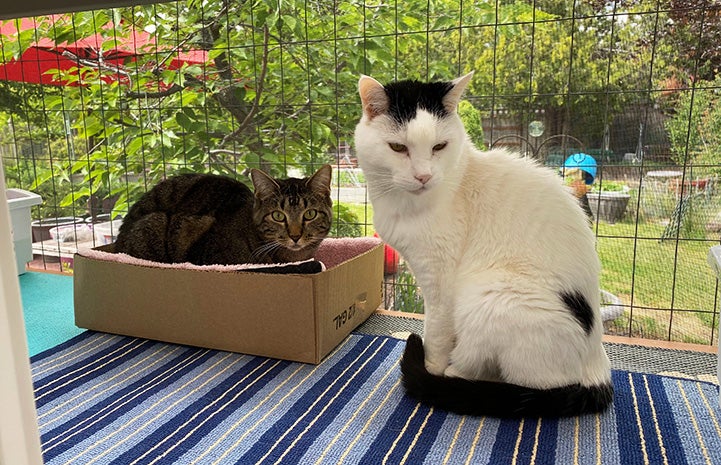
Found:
[443,364,463,378]
[425,358,448,376]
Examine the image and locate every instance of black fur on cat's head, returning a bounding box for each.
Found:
[250,164,333,262]
[358,72,474,127]
[382,80,454,124]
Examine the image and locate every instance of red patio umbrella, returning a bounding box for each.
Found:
[0,16,208,86]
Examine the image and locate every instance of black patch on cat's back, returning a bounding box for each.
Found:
[384,79,454,125]
[560,290,594,335]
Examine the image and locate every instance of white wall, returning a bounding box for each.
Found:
[0,161,43,465]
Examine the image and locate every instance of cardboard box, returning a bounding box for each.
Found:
[74,238,384,363]
[6,188,42,275]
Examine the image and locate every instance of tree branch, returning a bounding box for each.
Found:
[207,150,238,174]
[125,84,185,99]
[220,25,270,147]
[60,50,132,85]
[208,148,244,156]
[124,72,205,99]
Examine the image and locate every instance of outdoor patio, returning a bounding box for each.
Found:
[1,1,720,464]
[14,271,721,464]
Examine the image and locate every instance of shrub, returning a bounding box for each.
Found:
[665,76,721,177]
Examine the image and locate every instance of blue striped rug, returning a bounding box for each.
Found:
[31,332,720,465]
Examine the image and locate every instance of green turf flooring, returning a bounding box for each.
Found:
[19,272,84,357]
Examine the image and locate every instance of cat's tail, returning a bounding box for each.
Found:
[400,333,613,418]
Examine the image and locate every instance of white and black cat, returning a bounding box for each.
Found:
[354,73,613,417]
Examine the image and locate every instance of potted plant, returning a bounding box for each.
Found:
[586,181,630,224]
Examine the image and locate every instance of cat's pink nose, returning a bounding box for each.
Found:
[415,174,432,185]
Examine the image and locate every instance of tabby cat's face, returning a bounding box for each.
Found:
[354,73,473,197]
[250,165,333,256]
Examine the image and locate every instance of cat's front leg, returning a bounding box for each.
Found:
[422,306,455,376]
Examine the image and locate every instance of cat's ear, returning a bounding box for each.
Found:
[444,71,474,112]
[358,75,389,119]
[306,164,332,195]
[250,168,280,199]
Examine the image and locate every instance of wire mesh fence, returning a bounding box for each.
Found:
[1,1,719,344]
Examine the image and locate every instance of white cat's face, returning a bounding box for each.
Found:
[354,74,473,200]
[356,108,465,195]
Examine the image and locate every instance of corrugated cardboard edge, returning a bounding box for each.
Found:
[313,243,384,362]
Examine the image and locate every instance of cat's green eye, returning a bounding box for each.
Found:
[388,142,407,153]
[271,211,286,222]
[303,209,318,220]
[433,142,448,152]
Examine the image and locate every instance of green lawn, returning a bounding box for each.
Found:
[596,220,719,344]
[340,202,375,237]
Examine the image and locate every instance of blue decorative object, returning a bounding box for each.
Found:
[563,153,597,184]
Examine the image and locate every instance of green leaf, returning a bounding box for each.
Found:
[233,86,247,102]
[29,171,53,190]
[70,160,88,174]
[59,186,90,206]
[431,14,456,30]
[43,95,65,110]
[112,9,123,27]
[161,130,178,147]
[176,112,193,130]
[125,137,144,155]
[282,15,297,32]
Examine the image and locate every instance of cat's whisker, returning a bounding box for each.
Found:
[366,178,399,199]
[371,187,397,200]
[251,241,283,260]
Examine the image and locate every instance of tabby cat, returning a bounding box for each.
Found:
[113,165,332,265]
[354,73,613,417]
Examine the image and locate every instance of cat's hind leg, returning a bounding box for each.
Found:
[492,289,611,389]
[166,214,215,262]
[115,212,169,262]
[447,277,607,389]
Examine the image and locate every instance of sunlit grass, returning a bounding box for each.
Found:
[596,220,718,343]
[340,202,375,236]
